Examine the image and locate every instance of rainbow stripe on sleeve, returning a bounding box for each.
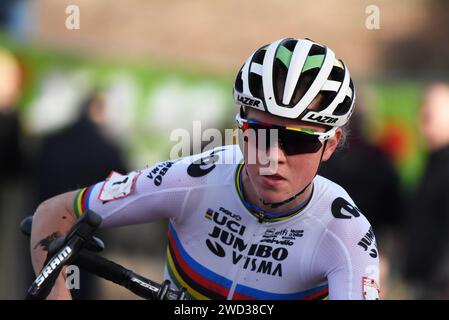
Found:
[73,185,95,219]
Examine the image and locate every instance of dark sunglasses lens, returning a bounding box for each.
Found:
[278,130,323,155]
[243,122,322,155]
[243,124,273,150]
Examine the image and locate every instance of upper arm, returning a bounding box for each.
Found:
[73,159,196,228]
[313,214,380,300]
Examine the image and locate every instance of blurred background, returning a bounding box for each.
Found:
[1,0,449,299]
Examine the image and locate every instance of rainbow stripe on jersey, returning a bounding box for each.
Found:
[166,222,328,300]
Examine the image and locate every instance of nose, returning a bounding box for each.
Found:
[267,137,286,164]
[276,139,288,161]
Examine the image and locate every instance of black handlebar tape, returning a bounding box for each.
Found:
[75,251,186,300]
[76,250,161,299]
[75,250,133,286]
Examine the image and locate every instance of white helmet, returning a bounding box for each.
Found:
[233,38,355,128]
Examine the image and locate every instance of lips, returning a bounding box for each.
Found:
[264,174,284,180]
[260,174,286,186]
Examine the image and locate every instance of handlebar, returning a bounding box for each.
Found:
[75,249,186,300]
[24,210,187,300]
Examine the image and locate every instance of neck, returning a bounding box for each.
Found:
[241,166,314,214]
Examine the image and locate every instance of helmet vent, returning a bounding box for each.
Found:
[273,58,288,106]
[290,68,319,107]
[333,96,352,115]
[308,44,326,56]
[234,66,243,93]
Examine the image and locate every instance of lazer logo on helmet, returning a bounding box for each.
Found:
[234,92,264,110]
[306,112,338,124]
[237,96,260,107]
[35,246,72,287]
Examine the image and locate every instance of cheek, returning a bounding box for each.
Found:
[287,153,322,178]
[245,163,257,176]
[242,133,257,164]
[245,163,265,184]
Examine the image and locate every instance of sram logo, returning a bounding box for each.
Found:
[35,246,72,287]
[306,113,338,124]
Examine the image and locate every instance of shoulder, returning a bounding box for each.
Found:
[310,177,379,273]
[138,144,243,189]
[311,175,374,239]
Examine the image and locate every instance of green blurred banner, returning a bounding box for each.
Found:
[0,36,426,188]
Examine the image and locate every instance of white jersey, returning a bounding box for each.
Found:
[74,145,380,300]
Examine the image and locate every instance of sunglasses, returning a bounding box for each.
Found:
[236,113,335,155]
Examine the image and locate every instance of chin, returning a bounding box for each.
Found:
[256,188,288,205]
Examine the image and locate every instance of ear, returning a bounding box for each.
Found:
[321,128,342,161]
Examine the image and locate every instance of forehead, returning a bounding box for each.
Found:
[245,108,327,132]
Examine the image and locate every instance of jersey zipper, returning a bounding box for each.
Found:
[226,220,262,299]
